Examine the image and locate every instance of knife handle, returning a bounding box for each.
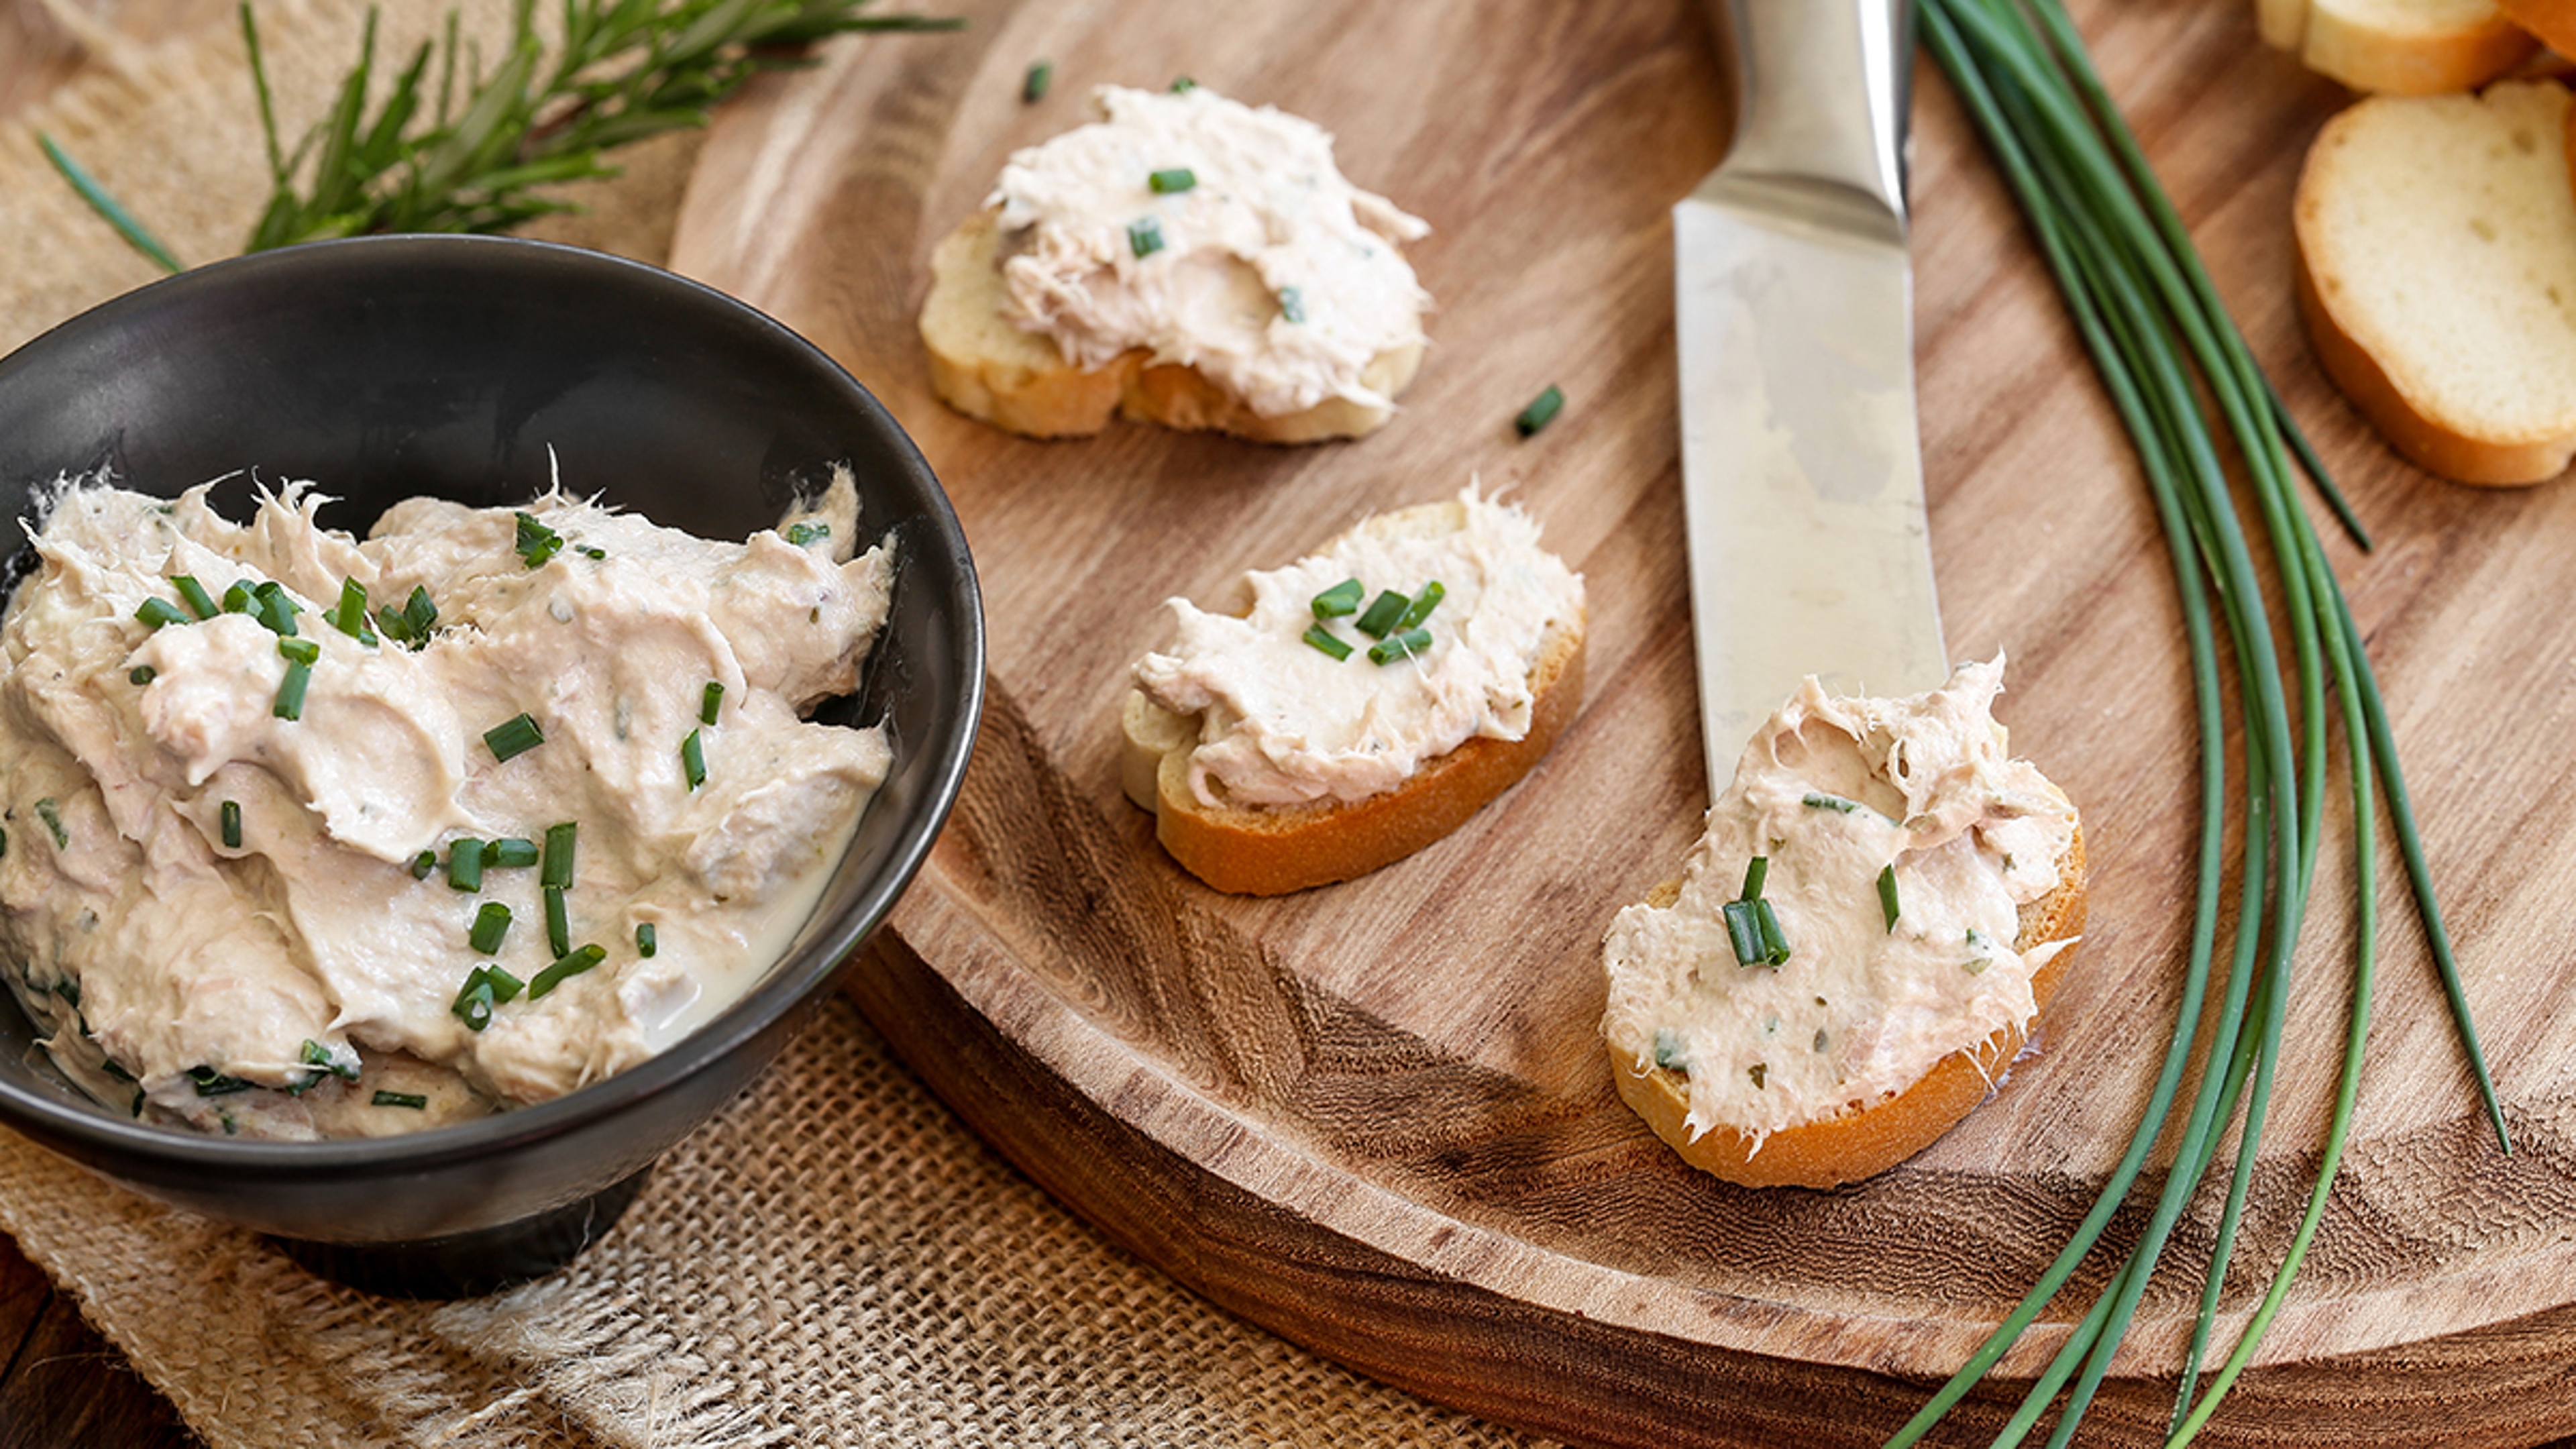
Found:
[1706,0,1913,230]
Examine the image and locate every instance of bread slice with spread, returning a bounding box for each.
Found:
[1600,659,2085,1189]
[922,83,1430,443]
[1123,488,1584,896]
[2293,78,2576,484]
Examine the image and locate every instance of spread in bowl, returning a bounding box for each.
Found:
[0,472,892,1139]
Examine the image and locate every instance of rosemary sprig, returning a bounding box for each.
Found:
[50,0,959,273]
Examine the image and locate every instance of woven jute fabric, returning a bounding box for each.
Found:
[0,5,1547,1443]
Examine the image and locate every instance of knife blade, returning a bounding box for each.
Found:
[1675,0,1946,796]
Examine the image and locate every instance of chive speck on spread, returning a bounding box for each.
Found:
[127,665,155,686]
[682,729,707,791]
[220,800,241,850]
[1278,286,1306,324]
[701,680,725,725]
[1127,215,1165,259]
[1022,59,1051,103]
[372,1091,429,1110]
[34,798,65,851]
[1301,624,1353,661]
[515,512,564,568]
[1148,166,1196,194]
[636,922,657,958]
[483,711,545,763]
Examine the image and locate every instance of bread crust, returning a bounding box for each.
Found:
[921,209,1423,443]
[1124,615,1584,896]
[1611,825,2088,1191]
[2292,85,2576,486]
[2498,0,2576,63]
[2293,0,2538,94]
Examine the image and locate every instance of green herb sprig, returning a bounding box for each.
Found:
[1886,3,2504,1446]
[44,0,961,272]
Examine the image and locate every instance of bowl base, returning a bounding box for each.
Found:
[269,1166,652,1299]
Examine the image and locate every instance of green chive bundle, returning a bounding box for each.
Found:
[1889,3,2509,1444]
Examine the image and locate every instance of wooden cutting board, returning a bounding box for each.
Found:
[669,1,2576,1443]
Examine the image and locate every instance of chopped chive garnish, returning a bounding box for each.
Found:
[701,680,724,725]
[1394,581,1446,631]
[784,521,829,547]
[1368,627,1432,665]
[1802,792,1860,814]
[1353,589,1409,639]
[274,659,311,720]
[1279,286,1306,324]
[451,978,495,1031]
[411,849,437,879]
[484,837,539,869]
[172,575,217,621]
[0,825,9,859]
[1741,856,1769,900]
[220,800,241,849]
[541,822,577,888]
[254,581,299,637]
[128,666,156,686]
[470,901,513,955]
[328,578,374,641]
[221,580,255,614]
[301,1038,359,1081]
[1127,215,1165,259]
[448,837,485,892]
[681,729,707,790]
[515,512,564,568]
[186,1065,254,1096]
[636,922,657,957]
[377,585,439,649]
[1309,578,1363,619]
[372,1090,429,1110]
[1148,166,1196,194]
[1722,899,1766,967]
[1170,75,1197,92]
[1878,864,1900,932]
[580,545,606,560]
[545,883,570,958]
[528,943,606,1000]
[1753,899,1790,965]
[1652,1026,1688,1071]
[135,597,187,629]
[34,798,66,850]
[483,711,545,762]
[1515,384,1565,437]
[1022,59,1051,102]
[278,635,320,665]
[1301,623,1354,661]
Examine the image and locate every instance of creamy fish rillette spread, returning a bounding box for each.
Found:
[0,477,892,1139]
[1599,658,2080,1148]
[1132,486,1582,809]
[990,83,1432,419]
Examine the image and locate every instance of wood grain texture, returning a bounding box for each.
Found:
[673,0,2576,1442]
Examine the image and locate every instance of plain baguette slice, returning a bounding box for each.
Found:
[1611,826,2088,1191]
[2498,0,2576,56]
[921,209,1425,443]
[1121,500,1585,896]
[2294,78,2576,484]
[2262,0,2538,94]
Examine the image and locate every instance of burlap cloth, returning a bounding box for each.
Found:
[0,4,1550,1442]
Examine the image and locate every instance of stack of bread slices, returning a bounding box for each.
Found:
[2273,1,2576,484]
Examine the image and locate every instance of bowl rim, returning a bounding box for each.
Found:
[0,233,985,1176]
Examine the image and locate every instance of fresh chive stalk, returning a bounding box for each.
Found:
[1884,4,2504,1446]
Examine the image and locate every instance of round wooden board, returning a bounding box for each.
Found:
[670,1,2576,1443]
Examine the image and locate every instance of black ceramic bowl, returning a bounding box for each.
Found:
[0,235,981,1296]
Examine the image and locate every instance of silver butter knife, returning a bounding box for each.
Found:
[1674,0,1945,796]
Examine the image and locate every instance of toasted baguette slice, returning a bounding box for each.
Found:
[2294,78,2576,484]
[922,209,1425,443]
[2499,0,2576,55]
[1611,826,2087,1191]
[1123,615,1582,896]
[2263,0,2538,93]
